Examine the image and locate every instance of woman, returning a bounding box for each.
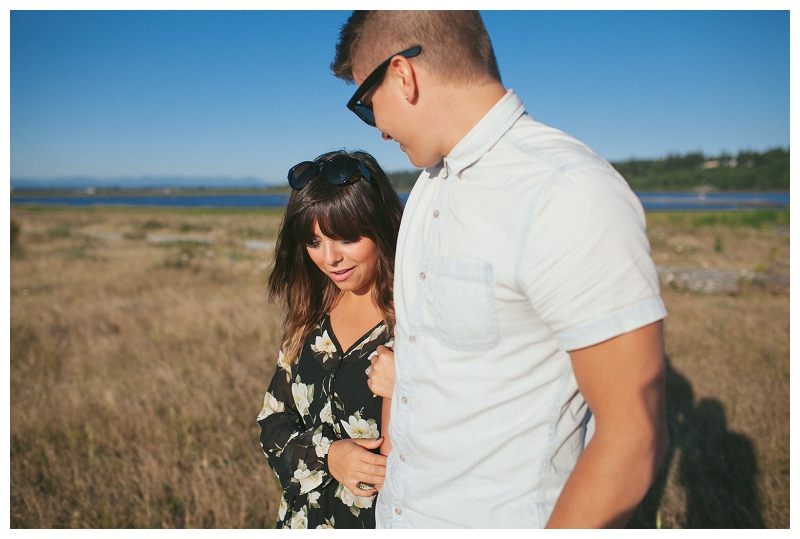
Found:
[257,150,403,529]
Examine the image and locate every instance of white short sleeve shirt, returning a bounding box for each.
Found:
[376,90,667,528]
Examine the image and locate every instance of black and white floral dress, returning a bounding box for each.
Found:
[257,313,393,529]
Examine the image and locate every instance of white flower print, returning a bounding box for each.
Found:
[278,495,288,521]
[293,459,324,494]
[310,330,337,362]
[316,516,335,529]
[350,323,387,354]
[320,401,334,426]
[312,431,332,458]
[290,507,308,529]
[335,483,374,516]
[259,316,392,528]
[276,429,299,458]
[256,390,285,421]
[291,377,314,418]
[277,349,293,380]
[368,324,387,341]
[341,411,379,439]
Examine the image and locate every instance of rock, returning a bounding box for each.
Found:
[656,265,741,295]
[146,234,213,244]
[243,240,275,251]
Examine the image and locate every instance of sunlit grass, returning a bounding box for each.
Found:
[9,207,790,528]
[648,209,789,230]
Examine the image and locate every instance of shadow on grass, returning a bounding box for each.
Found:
[628,357,765,528]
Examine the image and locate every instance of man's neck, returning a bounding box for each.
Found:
[431,80,508,159]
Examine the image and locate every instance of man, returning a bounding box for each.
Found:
[332,11,669,528]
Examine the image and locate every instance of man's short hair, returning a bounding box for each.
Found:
[331,10,501,85]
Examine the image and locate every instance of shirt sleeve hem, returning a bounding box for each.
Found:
[556,296,667,352]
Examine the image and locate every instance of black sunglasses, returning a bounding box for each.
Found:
[346,45,422,127]
[287,156,372,191]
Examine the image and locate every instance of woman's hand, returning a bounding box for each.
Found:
[327,438,387,496]
[367,345,395,399]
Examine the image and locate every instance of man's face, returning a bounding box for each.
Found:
[353,63,444,169]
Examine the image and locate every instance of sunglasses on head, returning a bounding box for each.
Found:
[346,45,422,127]
[287,156,372,191]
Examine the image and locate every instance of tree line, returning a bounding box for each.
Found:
[610,148,789,191]
[387,148,789,192]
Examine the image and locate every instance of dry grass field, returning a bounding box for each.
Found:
[8,206,789,528]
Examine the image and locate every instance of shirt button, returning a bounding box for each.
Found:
[419,272,426,280]
[433,210,440,218]
[399,454,406,462]
[401,396,408,405]
[409,335,416,344]
[395,507,402,515]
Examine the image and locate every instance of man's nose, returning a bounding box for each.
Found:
[381,132,393,141]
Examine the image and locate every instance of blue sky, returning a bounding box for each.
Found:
[9,8,791,186]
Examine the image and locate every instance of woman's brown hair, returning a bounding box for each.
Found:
[268,150,404,364]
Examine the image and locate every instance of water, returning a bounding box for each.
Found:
[634,192,789,211]
[10,191,789,211]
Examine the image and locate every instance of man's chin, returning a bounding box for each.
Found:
[403,149,442,169]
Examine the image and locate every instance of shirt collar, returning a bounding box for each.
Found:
[443,89,526,177]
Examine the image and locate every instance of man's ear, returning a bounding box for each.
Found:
[387,56,419,104]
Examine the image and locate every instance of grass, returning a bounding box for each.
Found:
[8,207,790,528]
[10,208,284,528]
[646,211,789,273]
[628,280,789,528]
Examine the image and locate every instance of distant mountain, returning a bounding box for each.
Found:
[11,172,424,193]
[10,175,282,190]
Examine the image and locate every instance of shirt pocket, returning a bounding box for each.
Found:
[434,257,499,351]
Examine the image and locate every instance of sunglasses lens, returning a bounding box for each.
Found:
[358,162,372,183]
[288,161,316,190]
[355,105,376,127]
[323,157,357,185]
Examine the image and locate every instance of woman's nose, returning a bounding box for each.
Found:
[323,243,342,265]
[381,132,393,141]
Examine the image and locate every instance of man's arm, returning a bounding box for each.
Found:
[546,320,669,528]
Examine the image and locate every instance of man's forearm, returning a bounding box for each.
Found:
[546,424,668,528]
[551,321,668,528]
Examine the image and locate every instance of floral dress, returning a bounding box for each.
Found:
[257,313,393,529]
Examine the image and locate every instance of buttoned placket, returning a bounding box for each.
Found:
[388,162,455,526]
[381,92,604,527]
[326,337,356,440]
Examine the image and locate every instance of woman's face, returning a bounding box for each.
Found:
[305,220,380,296]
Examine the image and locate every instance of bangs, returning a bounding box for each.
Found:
[291,184,376,245]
